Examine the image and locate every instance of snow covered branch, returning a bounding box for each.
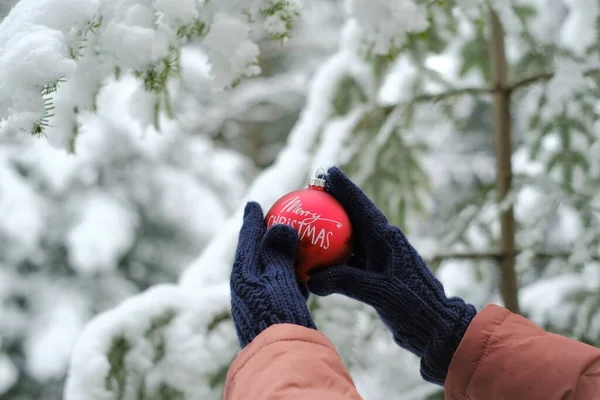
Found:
[376,67,600,117]
[0,0,302,147]
[509,67,600,92]
[63,284,237,400]
[0,0,435,151]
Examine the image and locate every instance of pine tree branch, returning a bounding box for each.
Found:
[378,67,600,116]
[411,87,492,103]
[508,67,600,93]
[427,251,600,265]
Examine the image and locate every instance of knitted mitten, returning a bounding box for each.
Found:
[231,202,316,348]
[308,167,477,385]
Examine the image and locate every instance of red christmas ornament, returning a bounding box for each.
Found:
[265,169,352,284]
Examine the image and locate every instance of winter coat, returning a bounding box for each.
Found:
[224,304,600,400]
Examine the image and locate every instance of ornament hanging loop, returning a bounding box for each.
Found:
[308,167,327,188]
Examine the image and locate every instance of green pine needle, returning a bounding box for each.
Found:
[176,19,208,40]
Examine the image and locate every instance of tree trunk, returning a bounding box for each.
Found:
[488,9,520,314]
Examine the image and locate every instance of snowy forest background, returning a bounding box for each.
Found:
[0,0,599,399]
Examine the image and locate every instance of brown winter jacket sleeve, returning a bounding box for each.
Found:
[224,306,600,400]
[224,323,363,400]
[445,304,600,400]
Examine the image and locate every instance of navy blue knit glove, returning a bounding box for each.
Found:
[230,202,316,348]
[307,167,477,385]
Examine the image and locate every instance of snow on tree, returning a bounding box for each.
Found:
[186,0,343,169]
[0,0,349,397]
[0,0,303,147]
[0,0,343,398]
[0,74,252,398]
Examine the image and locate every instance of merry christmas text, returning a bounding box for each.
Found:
[267,196,343,250]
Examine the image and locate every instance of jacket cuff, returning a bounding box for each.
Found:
[445,304,511,395]
[227,323,336,382]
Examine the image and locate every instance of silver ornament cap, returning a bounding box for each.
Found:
[307,167,327,188]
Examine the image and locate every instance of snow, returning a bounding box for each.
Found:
[0,0,94,138]
[353,107,403,186]
[489,0,521,34]
[25,291,89,381]
[544,58,590,118]
[151,168,229,240]
[154,0,199,24]
[520,269,585,328]
[311,108,367,173]
[15,139,79,192]
[346,0,428,55]
[64,284,235,400]
[0,160,45,260]
[202,15,261,90]
[560,0,598,55]
[67,193,139,275]
[0,0,302,146]
[0,52,248,397]
[378,57,419,104]
[436,260,494,307]
[0,352,18,396]
[518,0,565,45]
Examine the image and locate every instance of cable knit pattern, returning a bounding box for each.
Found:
[308,167,477,386]
[231,202,317,349]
